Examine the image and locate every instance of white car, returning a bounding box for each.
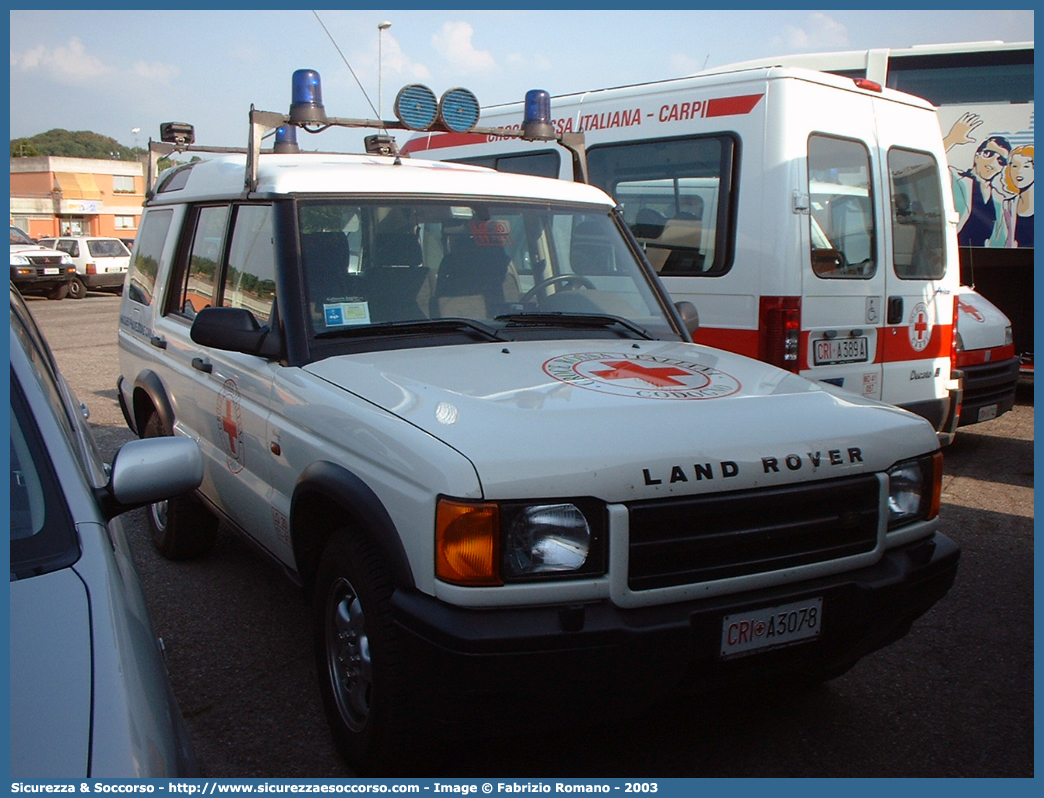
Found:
[10,225,76,300]
[37,236,131,299]
[10,285,202,777]
[117,73,960,773]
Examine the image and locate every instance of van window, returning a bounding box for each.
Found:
[888,148,947,280]
[126,209,173,306]
[453,151,561,179]
[586,136,735,276]
[223,205,277,324]
[808,135,876,279]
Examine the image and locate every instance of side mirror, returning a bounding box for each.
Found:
[674,300,699,336]
[100,437,203,520]
[190,306,279,358]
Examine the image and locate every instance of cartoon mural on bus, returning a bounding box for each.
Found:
[941,107,1034,250]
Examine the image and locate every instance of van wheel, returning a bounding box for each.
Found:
[314,533,424,774]
[47,283,68,300]
[142,413,219,560]
[67,277,87,300]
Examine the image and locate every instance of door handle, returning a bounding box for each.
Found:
[887,296,904,325]
[191,357,213,374]
[150,335,167,349]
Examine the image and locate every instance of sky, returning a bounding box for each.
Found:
[8,8,1036,154]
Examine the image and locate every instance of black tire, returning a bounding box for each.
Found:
[142,413,219,559]
[313,532,425,774]
[46,283,68,300]
[67,277,87,300]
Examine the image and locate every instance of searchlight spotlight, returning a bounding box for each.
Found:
[394,84,439,130]
[438,88,480,133]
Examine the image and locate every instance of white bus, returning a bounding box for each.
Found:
[720,40,1034,378]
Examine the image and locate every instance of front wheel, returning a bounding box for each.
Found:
[67,277,87,299]
[314,533,426,774]
[142,413,219,559]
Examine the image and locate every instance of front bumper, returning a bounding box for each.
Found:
[391,533,959,719]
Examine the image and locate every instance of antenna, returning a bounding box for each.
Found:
[311,10,381,122]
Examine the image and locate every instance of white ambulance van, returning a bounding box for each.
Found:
[404,66,965,442]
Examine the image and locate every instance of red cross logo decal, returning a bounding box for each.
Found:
[591,360,691,387]
[221,398,240,456]
[958,298,985,323]
[913,311,929,342]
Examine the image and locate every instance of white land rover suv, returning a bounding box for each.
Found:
[116,74,959,773]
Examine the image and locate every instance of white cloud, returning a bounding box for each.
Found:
[505,52,552,72]
[431,22,496,74]
[10,35,180,87]
[11,37,111,84]
[772,12,850,53]
[382,35,432,82]
[132,61,180,83]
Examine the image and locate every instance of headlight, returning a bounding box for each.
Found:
[436,497,606,586]
[60,254,74,265]
[1005,326,1013,346]
[11,254,30,266]
[504,504,591,577]
[887,452,942,529]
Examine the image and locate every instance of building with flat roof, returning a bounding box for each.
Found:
[10,156,144,241]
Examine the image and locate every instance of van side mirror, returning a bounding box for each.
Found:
[190,306,280,359]
[674,300,699,336]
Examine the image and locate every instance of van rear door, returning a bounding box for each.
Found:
[798,83,887,404]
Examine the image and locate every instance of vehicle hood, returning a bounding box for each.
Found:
[957,287,1012,351]
[9,568,92,777]
[305,339,938,500]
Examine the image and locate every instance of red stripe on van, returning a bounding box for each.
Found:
[400,131,486,155]
[705,94,764,118]
[692,327,760,358]
[882,323,954,362]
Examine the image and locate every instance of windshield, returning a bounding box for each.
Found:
[10,226,35,246]
[298,199,680,342]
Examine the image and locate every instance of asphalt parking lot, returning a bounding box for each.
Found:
[25,292,1034,778]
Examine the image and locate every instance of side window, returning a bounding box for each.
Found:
[223,205,277,324]
[587,135,734,276]
[889,148,947,279]
[173,206,230,317]
[127,209,173,307]
[808,135,876,278]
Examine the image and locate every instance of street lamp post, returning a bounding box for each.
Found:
[378,20,392,119]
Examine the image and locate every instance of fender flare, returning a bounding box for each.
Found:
[131,369,176,436]
[291,461,415,589]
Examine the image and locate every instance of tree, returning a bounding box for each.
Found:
[10,129,144,161]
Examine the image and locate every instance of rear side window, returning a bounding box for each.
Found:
[888,148,947,280]
[808,135,876,279]
[126,209,173,306]
[587,135,736,276]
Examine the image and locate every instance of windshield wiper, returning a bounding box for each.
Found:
[315,318,505,342]
[495,312,653,340]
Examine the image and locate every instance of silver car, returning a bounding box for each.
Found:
[9,285,203,777]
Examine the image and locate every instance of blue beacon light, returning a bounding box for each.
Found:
[274,125,299,153]
[289,69,327,125]
[523,89,555,140]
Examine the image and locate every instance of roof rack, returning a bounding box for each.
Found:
[147,70,589,198]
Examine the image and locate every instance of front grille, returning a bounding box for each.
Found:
[627,474,880,591]
[25,254,65,267]
[962,357,1020,405]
